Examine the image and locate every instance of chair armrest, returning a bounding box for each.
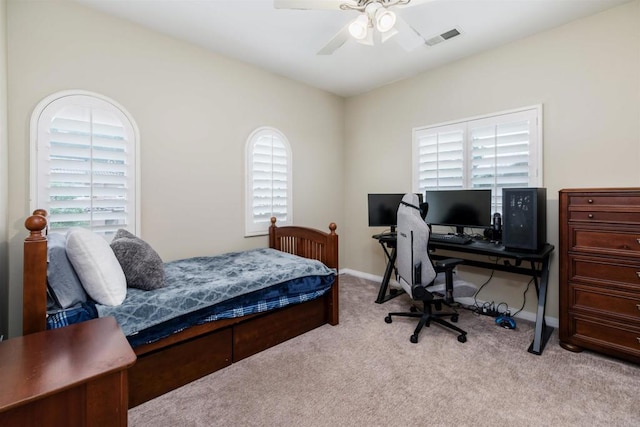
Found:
[434,258,464,270]
[410,261,434,301]
[412,284,434,301]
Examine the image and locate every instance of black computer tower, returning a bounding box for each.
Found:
[502,187,547,251]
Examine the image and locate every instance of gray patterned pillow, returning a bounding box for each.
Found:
[110,229,165,291]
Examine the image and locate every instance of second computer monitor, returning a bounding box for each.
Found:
[424,189,492,234]
[368,193,424,231]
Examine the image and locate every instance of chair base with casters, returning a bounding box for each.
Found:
[385,258,469,344]
[385,298,467,344]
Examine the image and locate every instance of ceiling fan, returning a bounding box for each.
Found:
[274,0,432,55]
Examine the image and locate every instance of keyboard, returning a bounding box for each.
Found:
[429,233,473,245]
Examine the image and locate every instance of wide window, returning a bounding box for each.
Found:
[413,106,542,214]
[31,91,139,238]
[245,127,292,236]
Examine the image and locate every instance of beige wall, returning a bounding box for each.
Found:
[3,0,640,336]
[4,0,344,336]
[0,0,7,338]
[343,1,640,321]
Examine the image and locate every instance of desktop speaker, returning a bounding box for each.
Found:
[502,187,547,251]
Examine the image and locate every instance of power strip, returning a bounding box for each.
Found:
[479,307,500,317]
[467,300,511,318]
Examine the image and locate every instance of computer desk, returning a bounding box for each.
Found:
[372,232,555,355]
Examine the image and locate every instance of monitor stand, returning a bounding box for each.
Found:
[455,226,465,236]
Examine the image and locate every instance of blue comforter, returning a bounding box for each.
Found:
[96,248,335,337]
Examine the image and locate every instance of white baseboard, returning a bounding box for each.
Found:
[339,268,559,328]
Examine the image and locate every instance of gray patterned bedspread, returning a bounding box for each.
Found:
[96,248,335,337]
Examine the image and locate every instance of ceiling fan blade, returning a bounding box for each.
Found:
[274,0,355,10]
[317,24,351,55]
[393,15,425,51]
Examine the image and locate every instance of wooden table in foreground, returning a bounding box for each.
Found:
[0,317,136,427]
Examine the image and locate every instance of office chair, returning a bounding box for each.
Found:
[384,193,476,344]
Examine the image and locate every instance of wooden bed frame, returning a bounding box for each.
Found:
[22,211,339,408]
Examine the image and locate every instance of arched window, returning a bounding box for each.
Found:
[245,127,292,236]
[30,90,139,239]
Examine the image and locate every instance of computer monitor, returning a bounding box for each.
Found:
[368,193,423,232]
[424,189,492,235]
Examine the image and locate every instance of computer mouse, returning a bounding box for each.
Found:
[496,315,516,329]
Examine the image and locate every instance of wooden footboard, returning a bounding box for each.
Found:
[22,211,339,408]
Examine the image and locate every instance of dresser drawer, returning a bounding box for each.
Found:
[570,256,640,290]
[567,193,640,208]
[570,283,640,320]
[571,314,640,360]
[569,226,640,258]
[568,210,640,224]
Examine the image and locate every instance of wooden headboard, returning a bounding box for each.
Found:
[268,217,338,270]
[268,217,339,325]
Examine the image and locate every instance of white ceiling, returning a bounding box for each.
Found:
[75,0,631,97]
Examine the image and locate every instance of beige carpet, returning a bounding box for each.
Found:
[129,274,640,426]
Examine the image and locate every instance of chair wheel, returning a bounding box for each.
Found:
[384,315,392,324]
[410,334,418,344]
[410,305,418,312]
[451,314,459,323]
[458,334,467,343]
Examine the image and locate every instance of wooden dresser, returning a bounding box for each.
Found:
[0,317,136,426]
[559,188,640,364]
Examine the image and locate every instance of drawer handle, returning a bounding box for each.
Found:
[637,238,640,245]
[637,304,640,311]
[588,214,594,219]
[588,199,593,204]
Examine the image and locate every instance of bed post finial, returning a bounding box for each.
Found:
[269,217,277,249]
[328,223,337,235]
[25,211,48,241]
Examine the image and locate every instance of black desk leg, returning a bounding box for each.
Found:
[528,257,554,355]
[376,248,402,303]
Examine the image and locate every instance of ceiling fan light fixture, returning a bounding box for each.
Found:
[375,9,396,33]
[356,27,375,46]
[349,14,369,40]
[380,26,399,43]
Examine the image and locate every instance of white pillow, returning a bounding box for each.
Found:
[66,228,127,306]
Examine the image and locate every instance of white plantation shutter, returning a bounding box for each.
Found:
[32,92,138,238]
[413,106,541,214]
[245,127,292,236]
[469,109,539,213]
[414,124,465,190]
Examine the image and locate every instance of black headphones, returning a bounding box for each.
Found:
[400,201,429,220]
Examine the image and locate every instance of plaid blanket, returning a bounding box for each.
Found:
[97,248,335,337]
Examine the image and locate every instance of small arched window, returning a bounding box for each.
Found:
[30,90,139,239]
[245,127,292,236]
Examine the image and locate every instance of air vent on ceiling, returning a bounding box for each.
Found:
[425,28,461,47]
